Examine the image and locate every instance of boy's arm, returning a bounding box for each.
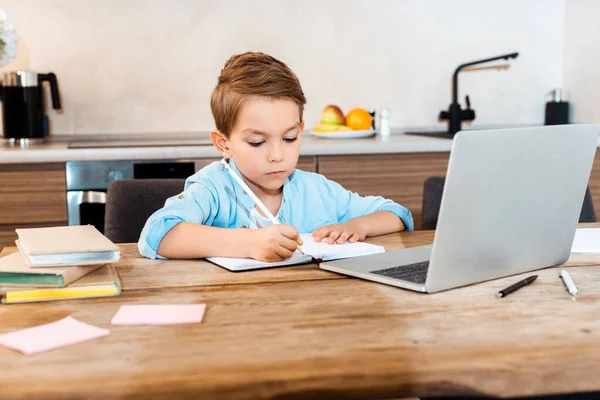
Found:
[311,176,414,243]
[313,210,405,244]
[157,222,303,261]
[156,222,253,259]
[137,180,219,259]
[137,179,302,261]
[325,178,414,231]
[348,210,406,237]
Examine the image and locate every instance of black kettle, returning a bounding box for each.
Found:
[0,71,62,142]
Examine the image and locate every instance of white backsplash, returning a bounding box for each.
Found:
[564,0,600,124]
[0,0,565,135]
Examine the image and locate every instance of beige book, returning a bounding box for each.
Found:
[0,251,104,287]
[1,264,121,304]
[16,225,121,267]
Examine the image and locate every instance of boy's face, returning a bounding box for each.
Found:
[214,97,304,193]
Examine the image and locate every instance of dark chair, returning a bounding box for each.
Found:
[421,177,446,230]
[421,176,596,230]
[580,187,597,223]
[104,179,186,243]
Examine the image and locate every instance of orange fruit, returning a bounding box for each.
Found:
[345,108,372,130]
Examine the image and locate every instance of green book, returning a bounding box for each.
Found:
[0,252,103,287]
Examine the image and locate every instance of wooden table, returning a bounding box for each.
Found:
[2,226,600,399]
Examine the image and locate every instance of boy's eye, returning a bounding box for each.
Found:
[248,141,264,147]
[283,137,298,143]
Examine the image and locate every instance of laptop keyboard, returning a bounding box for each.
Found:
[370,260,430,284]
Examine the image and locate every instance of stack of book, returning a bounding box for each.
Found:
[0,225,122,304]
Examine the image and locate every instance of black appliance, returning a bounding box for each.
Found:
[545,88,570,125]
[66,160,195,234]
[0,71,61,142]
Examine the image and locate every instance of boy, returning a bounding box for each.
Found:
[138,52,413,262]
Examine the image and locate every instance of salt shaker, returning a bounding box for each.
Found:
[379,108,390,139]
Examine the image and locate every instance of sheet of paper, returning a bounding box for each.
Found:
[571,228,600,253]
[0,316,110,355]
[111,304,206,325]
[299,233,385,259]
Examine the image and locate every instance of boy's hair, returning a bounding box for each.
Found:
[210,52,306,137]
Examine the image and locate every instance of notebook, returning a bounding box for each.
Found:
[207,233,385,271]
[571,228,600,254]
[1,264,121,304]
[15,225,121,267]
[0,251,104,287]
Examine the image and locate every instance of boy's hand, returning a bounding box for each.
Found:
[248,224,303,262]
[312,220,368,244]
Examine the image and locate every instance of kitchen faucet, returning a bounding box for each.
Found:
[439,52,519,135]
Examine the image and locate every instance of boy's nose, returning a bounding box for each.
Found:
[268,145,284,163]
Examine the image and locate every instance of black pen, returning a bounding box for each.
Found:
[496,275,538,298]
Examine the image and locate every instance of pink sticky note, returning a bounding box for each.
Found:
[0,316,110,355]
[110,304,206,325]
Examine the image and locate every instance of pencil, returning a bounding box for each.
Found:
[220,158,306,255]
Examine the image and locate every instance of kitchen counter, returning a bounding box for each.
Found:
[0,133,454,164]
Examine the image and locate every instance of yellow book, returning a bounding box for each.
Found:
[1,264,121,304]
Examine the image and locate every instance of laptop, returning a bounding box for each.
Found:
[319,124,600,293]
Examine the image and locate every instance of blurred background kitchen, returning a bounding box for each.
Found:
[1,0,600,247]
[1,0,597,136]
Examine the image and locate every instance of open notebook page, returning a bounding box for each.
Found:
[206,234,385,271]
[299,234,385,260]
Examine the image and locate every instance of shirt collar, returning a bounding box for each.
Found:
[225,158,292,218]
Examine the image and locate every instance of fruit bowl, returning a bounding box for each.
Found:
[308,128,376,139]
[310,104,376,139]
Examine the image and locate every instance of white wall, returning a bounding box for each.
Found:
[0,0,565,135]
[564,0,600,123]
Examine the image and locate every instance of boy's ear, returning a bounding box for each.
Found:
[210,130,232,158]
[298,121,305,137]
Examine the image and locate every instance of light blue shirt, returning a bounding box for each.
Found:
[138,159,414,259]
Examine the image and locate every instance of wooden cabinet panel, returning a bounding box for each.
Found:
[0,163,66,194]
[317,153,450,230]
[297,156,317,173]
[0,163,67,224]
[0,194,68,225]
[0,163,67,249]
